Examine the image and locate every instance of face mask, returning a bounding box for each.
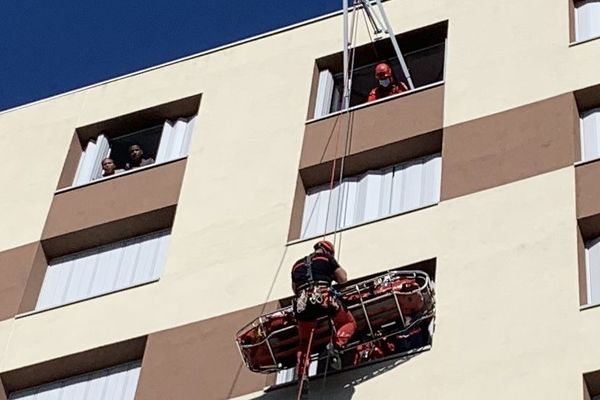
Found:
[378,78,391,88]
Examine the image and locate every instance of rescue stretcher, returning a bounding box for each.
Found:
[236,269,435,373]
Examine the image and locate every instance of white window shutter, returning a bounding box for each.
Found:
[91,133,110,180]
[73,138,99,185]
[576,0,600,42]
[156,117,196,163]
[314,69,335,118]
[586,237,600,305]
[399,159,425,212]
[421,155,442,206]
[340,178,359,228]
[9,362,141,400]
[36,231,170,310]
[582,109,600,162]
[155,120,175,163]
[180,115,197,157]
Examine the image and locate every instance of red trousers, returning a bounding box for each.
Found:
[296,308,356,380]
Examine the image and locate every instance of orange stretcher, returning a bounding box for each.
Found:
[236,269,435,373]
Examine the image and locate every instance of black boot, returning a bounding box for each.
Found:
[300,376,310,399]
[327,343,343,370]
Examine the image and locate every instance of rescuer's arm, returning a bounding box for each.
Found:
[334,266,348,284]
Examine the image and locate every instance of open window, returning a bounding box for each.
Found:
[311,21,447,118]
[73,116,196,185]
[300,153,441,239]
[35,229,170,311]
[574,0,600,43]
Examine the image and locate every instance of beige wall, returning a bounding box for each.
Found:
[0,0,598,397]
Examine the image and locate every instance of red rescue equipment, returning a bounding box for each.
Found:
[236,269,435,373]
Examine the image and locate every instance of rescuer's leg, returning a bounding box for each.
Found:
[297,319,316,395]
[328,308,357,370]
[332,308,357,348]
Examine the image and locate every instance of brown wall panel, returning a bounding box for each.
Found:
[576,161,600,220]
[578,227,588,305]
[135,302,279,400]
[43,159,186,254]
[42,206,176,259]
[300,85,444,170]
[1,337,146,395]
[441,94,578,200]
[0,242,46,321]
[17,244,48,314]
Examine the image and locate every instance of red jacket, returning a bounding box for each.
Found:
[367,82,409,102]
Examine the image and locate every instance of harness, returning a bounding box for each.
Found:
[294,255,340,316]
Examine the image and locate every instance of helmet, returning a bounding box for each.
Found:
[314,240,335,255]
[374,63,393,79]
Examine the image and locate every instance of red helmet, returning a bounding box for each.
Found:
[375,63,393,79]
[314,240,335,255]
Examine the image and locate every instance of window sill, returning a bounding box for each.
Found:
[574,156,600,167]
[569,35,600,47]
[580,302,600,312]
[15,279,160,319]
[305,80,445,125]
[55,156,187,195]
[287,202,438,246]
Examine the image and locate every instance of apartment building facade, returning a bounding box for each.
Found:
[1,0,600,398]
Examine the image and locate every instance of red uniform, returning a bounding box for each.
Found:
[291,252,356,381]
[367,82,408,102]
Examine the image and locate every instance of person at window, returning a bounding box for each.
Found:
[125,144,154,170]
[291,240,357,398]
[100,158,124,178]
[366,62,408,102]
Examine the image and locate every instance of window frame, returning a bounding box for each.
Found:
[585,236,600,305]
[573,0,600,44]
[298,153,442,241]
[18,229,171,317]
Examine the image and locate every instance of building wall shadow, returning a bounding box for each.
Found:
[245,354,418,400]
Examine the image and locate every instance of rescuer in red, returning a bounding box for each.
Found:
[291,240,357,396]
[366,62,408,102]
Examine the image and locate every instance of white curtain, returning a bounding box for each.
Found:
[73,133,110,185]
[581,108,600,162]
[576,0,600,42]
[36,230,170,310]
[275,360,318,385]
[9,362,141,400]
[314,69,335,118]
[155,116,197,163]
[587,237,600,305]
[300,154,442,238]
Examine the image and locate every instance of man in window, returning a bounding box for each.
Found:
[291,240,356,398]
[100,158,125,178]
[125,144,155,170]
[366,62,408,102]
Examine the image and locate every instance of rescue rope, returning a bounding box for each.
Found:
[296,326,316,400]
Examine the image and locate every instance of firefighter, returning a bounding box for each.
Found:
[292,240,357,397]
[366,62,408,102]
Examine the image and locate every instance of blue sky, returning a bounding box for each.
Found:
[0,1,344,111]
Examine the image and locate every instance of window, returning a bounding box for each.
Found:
[312,21,447,118]
[73,116,196,185]
[301,154,441,238]
[9,361,141,400]
[581,108,600,162]
[586,236,600,305]
[575,0,600,42]
[35,230,170,311]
